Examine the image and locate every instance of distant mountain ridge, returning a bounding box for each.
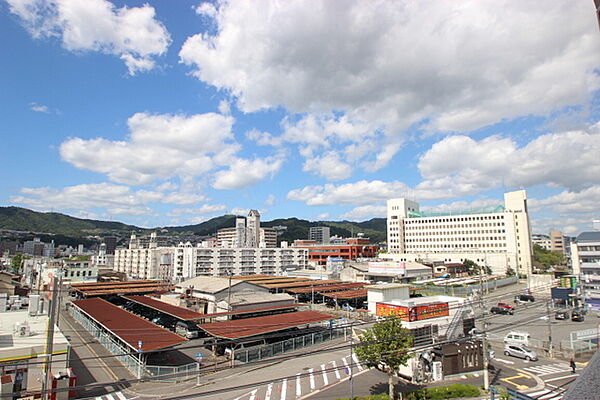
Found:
[0,206,387,243]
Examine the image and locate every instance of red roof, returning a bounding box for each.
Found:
[199,303,300,319]
[71,298,187,352]
[124,295,204,321]
[70,280,156,288]
[322,288,368,299]
[262,280,341,289]
[76,284,173,297]
[198,310,335,340]
[287,282,366,294]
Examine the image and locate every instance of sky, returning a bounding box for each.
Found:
[1,0,599,235]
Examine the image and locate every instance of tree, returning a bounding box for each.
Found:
[506,266,516,277]
[10,254,23,274]
[463,259,478,275]
[532,244,565,271]
[355,317,414,400]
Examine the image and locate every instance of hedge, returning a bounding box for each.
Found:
[405,384,480,400]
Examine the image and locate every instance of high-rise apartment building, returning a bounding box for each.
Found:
[386,190,533,276]
[217,210,277,248]
[309,227,331,244]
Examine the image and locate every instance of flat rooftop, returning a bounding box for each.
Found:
[71,297,187,353]
[0,310,68,352]
[198,310,335,340]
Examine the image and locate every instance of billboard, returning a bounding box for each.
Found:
[376,302,449,321]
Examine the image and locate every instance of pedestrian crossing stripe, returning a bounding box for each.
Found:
[92,392,127,400]
[522,363,572,376]
[526,389,562,400]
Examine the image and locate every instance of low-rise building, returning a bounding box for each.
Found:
[292,238,379,266]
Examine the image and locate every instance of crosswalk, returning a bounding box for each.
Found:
[525,388,564,400]
[84,391,128,400]
[232,354,365,400]
[522,362,572,376]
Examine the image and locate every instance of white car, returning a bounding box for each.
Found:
[504,344,538,361]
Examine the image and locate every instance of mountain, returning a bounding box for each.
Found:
[0,207,142,237]
[0,207,387,244]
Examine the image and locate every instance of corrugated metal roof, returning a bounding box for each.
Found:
[70,280,157,289]
[262,280,341,289]
[72,282,170,292]
[199,303,301,319]
[124,295,204,321]
[176,276,251,294]
[577,231,600,242]
[77,284,173,297]
[71,298,187,352]
[287,283,367,294]
[322,288,368,299]
[198,310,335,339]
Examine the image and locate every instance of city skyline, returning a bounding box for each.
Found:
[1,0,599,236]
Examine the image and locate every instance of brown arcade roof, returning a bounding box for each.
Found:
[198,310,335,340]
[124,295,204,321]
[322,288,368,299]
[71,297,187,352]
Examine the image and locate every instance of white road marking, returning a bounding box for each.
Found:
[522,363,571,376]
[308,368,315,390]
[342,356,351,374]
[115,393,127,400]
[248,389,257,400]
[352,353,364,371]
[296,373,301,397]
[321,364,329,386]
[544,374,578,383]
[105,395,115,400]
[494,358,515,364]
[265,383,273,400]
[330,360,341,379]
[280,378,287,400]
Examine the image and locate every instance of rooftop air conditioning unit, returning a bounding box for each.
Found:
[14,322,31,337]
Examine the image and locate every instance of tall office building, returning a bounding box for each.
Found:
[386,190,533,276]
[217,210,276,248]
[309,227,331,244]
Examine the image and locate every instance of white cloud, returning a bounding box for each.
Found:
[29,102,49,113]
[264,194,276,207]
[212,157,283,190]
[10,183,161,216]
[419,126,600,191]
[246,129,282,147]
[313,213,330,220]
[162,192,208,205]
[288,180,410,206]
[302,151,352,182]
[230,207,249,216]
[340,205,386,221]
[59,112,281,189]
[8,0,171,74]
[218,99,231,115]
[531,186,600,214]
[167,204,227,217]
[180,0,599,177]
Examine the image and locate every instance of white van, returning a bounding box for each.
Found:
[503,331,530,346]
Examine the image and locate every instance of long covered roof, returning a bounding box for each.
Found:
[124,295,204,321]
[322,288,368,299]
[73,283,173,297]
[287,282,367,294]
[198,303,301,319]
[71,298,186,353]
[261,280,341,289]
[198,310,335,340]
[70,280,156,289]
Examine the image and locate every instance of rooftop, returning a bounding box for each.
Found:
[176,276,249,294]
[576,231,600,242]
[124,295,204,321]
[0,310,68,352]
[408,205,505,218]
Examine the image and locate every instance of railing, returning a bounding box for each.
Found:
[234,328,345,363]
[145,362,198,382]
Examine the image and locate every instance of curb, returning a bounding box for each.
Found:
[517,368,545,393]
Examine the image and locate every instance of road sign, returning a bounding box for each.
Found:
[196,352,203,361]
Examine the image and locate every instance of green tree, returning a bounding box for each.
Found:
[10,253,23,274]
[355,317,414,400]
[506,266,516,276]
[463,259,478,275]
[532,244,565,271]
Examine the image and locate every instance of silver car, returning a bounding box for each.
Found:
[504,344,538,361]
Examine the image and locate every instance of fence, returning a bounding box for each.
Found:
[145,362,198,382]
[412,276,519,297]
[68,304,144,376]
[68,304,197,382]
[234,328,345,363]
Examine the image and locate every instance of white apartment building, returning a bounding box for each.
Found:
[217,210,277,248]
[386,190,533,276]
[309,226,331,244]
[114,236,308,281]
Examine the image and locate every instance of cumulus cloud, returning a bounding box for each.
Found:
[212,157,283,190]
[264,194,276,207]
[419,126,600,191]
[531,186,600,214]
[8,0,171,74]
[180,0,599,176]
[162,192,208,205]
[167,204,227,217]
[29,102,49,113]
[59,112,281,189]
[10,183,161,216]
[340,205,387,221]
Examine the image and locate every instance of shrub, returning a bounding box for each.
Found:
[406,384,480,400]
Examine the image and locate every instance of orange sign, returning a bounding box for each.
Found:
[376,302,449,322]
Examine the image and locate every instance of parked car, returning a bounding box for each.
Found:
[571,310,585,322]
[514,294,535,303]
[497,302,515,311]
[491,306,513,315]
[504,344,538,361]
[504,331,530,346]
[555,310,569,320]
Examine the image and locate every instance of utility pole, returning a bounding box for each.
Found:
[482,321,490,391]
[546,300,554,358]
[349,321,354,400]
[41,274,59,400]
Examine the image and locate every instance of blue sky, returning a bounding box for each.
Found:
[1,0,599,235]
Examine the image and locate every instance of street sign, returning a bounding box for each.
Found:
[137,340,143,352]
[196,352,203,361]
